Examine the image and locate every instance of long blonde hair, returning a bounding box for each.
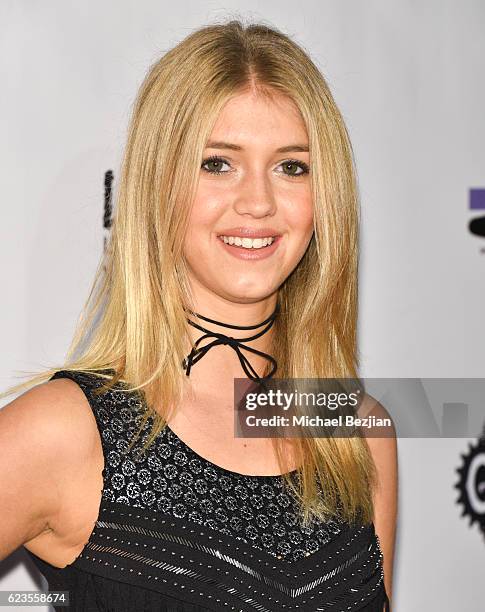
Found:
[2,18,376,526]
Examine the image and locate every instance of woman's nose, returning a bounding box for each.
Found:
[232,169,277,218]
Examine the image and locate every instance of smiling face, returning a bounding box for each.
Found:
[182,87,314,308]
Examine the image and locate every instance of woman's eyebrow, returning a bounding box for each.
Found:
[205,140,309,153]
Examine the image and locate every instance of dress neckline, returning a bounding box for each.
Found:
[163,421,300,480]
[91,368,300,480]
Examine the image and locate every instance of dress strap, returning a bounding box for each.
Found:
[48,368,117,461]
[49,369,108,421]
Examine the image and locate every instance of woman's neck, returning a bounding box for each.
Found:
[183,299,278,383]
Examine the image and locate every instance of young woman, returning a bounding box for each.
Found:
[0,19,397,612]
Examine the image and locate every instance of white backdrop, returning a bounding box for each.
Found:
[1,2,484,610]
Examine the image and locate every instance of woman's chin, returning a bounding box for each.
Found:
[216,284,280,304]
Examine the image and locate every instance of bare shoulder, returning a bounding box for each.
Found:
[357,393,397,438]
[357,393,398,602]
[0,377,101,561]
[357,392,394,420]
[1,377,99,461]
[357,393,398,488]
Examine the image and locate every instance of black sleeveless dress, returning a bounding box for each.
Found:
[25,370,390,612]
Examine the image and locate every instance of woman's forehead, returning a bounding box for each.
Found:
[207,91,308,147]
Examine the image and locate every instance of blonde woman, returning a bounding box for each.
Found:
[0,19,397,612]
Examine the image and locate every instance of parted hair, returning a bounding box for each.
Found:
[2,17,376,526]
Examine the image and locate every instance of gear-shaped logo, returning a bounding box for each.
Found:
[455,434,485,537]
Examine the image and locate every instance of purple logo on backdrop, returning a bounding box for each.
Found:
[468,188,485,240]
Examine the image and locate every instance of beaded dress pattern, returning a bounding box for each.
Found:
[26,370,389,612]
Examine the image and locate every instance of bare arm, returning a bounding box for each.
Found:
[361,397,398,608]
[0,379,92,561]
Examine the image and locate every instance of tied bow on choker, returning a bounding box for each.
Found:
[182,304,279,384]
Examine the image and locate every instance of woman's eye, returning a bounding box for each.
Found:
[200,156,309,178]
[201,156,230,174]
[279,160,310,178]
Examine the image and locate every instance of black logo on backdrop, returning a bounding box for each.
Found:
[103,170,114,253]
[469,217,485,238]
[455,431,485,538]
[468,188,485,243]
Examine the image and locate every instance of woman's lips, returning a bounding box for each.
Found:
[217,236,282,260]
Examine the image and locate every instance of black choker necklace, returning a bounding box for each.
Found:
[182,303,279,383]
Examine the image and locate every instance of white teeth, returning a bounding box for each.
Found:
[220,235,275,249]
